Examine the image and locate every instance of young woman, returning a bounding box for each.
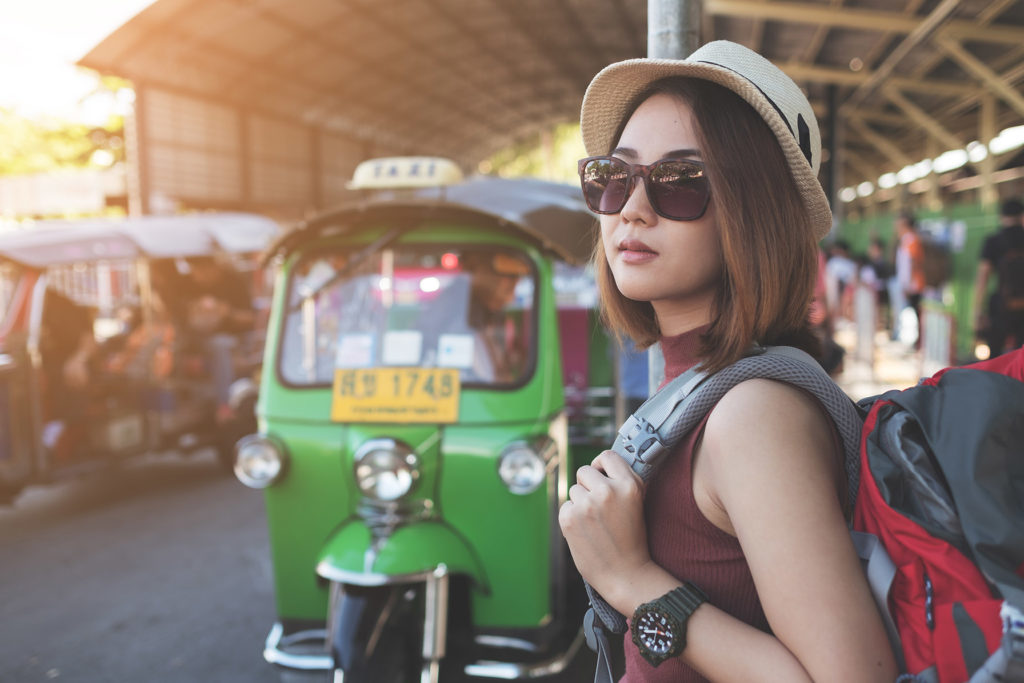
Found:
[558,41,898,682]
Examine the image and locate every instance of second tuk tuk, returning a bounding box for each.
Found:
[0,212,279,503]
[235,157,622,681]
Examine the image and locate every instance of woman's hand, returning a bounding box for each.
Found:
[558,450,653,610]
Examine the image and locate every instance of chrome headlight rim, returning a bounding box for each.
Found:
[353,437,421,502]
[233,433,288,489]
[497,437,555,495]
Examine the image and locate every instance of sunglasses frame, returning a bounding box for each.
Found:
[577,155,712,222]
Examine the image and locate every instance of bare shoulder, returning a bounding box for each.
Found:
[706,377,833,436]
[700,377,839,479]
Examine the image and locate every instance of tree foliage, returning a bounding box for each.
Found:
[482,122,586,184]
[0,109,125,176]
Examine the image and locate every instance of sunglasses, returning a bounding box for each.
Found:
[577,156,711,221]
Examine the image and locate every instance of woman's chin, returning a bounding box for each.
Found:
[619,287,656,303]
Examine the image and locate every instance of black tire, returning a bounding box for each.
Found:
[214,437,236,473]
[0,483,24,506]
[215,393,257,473]
[331,584,423,682]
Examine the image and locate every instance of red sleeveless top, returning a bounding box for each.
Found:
[621,328,769,683]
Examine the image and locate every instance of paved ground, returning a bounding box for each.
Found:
[832,320,925,399]
[0,450,596,683]
[0,451,283,683]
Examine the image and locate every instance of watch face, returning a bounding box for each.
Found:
[636,609,676,655]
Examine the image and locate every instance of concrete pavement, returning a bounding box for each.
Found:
[832,320,925,400]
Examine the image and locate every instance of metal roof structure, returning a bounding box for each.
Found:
[266,175,596,266]
[79,0,1024,218]
[0,213,280,268]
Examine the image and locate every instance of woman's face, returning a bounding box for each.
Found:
[600,93,723,334]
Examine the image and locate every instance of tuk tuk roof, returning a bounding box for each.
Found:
[266,176,597,267]
[0,213,281,268]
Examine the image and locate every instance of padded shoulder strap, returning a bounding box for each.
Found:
[586,346,864,645]
[613,345,862,496]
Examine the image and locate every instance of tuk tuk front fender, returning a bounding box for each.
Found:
[316,520,488,591]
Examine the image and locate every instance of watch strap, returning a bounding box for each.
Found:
[661,582,708,620]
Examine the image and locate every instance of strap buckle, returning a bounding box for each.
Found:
[616,414,666,470]
[1001,602,1024,668]
[1003,602,1024,638]
[583,608,616,683]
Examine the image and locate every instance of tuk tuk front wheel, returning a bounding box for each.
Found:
[330,584,423,682]
[0,483,24,505]
[329,579,471,683]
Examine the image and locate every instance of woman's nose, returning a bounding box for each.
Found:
[619,176,656,224]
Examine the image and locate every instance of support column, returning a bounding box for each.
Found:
[239,109,251,210]
[310,126,323,214]
[924,138,942,213]
[825,84,841,230]
[979,93,998,210]
[126,84,151,216]
[644,0,703,393]
[648,0,702,59]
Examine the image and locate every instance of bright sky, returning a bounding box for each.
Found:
[0,0,155,123]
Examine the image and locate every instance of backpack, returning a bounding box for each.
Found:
[853,349,1024,682]
[583,345,1024,683]
[997,243,1024,313]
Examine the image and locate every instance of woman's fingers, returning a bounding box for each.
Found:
[576,452,643,502]
[593,450,641,480]
[567,483,588,503]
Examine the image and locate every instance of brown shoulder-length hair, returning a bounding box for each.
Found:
[594,77,822,374]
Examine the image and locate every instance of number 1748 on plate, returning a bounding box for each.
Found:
[330,368,460,423]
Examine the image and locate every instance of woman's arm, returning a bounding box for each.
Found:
[559,378,897,682]
[694,378,895,681]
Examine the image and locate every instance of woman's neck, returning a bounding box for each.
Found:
[659,324,711,382]
[652,296,714,337]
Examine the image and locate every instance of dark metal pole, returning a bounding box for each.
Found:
[825,84,841,230]
[648,0,702,59]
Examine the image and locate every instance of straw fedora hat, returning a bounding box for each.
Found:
[580,40,833,240]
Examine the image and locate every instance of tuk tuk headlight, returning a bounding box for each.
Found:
[234,434,288,489]
[498,438,555,495]
[354,438,420,501]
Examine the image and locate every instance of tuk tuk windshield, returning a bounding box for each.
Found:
[279,246,536,387]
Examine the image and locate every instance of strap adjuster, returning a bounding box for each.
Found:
[617,415,666,468]
[1003,602,1024,639]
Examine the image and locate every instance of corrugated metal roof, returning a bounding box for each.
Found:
[79,0,1024,197]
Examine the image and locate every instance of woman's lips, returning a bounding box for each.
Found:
[618,239,657,265]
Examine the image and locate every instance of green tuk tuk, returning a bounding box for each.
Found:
[235,158,620,681]
[0,212,278,503]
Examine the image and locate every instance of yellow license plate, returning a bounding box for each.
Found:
[330,368,460,423]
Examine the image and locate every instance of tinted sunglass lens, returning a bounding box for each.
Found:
[582,159,630,214]
[649,161,709,220]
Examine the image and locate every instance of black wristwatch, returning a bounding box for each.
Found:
[631,582,708,667]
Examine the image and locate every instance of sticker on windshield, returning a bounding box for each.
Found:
[336,333,374,368]
[382,330,423,365]
[437,334,474,369]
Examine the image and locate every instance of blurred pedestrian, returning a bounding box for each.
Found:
[973,198,1024,357]
[153,255,255,422]
[894,212,924,347]
[824,239,856,321]
[859,238,892,331]
[811,248,844,376]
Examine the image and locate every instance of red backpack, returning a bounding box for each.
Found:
[852,347,1024,682]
